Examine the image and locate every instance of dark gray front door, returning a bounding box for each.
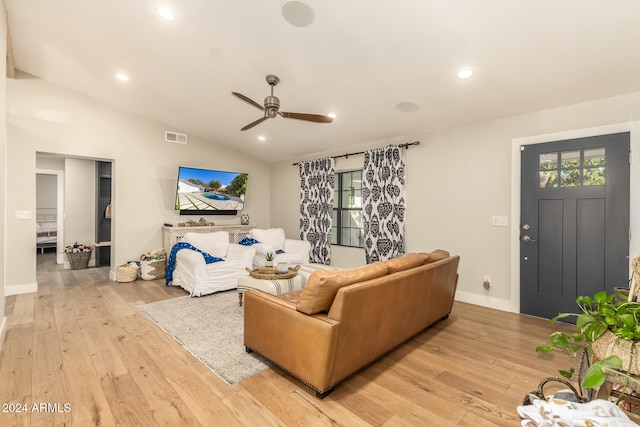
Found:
[520,132,630,320]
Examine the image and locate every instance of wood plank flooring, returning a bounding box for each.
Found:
[0,251,576,426]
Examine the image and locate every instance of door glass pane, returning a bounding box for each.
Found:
[584,147,605,166]
[561,169,581,187]
[584,167,606,186]
[539,171,557,188]
[561,150,580,168]
[539,153,557,170]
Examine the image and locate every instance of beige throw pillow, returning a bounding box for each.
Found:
[296,262,389,315]
[383,253,426,273]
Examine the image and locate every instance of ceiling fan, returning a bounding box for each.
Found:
[232,75,333,131]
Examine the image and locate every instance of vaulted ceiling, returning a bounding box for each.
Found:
[6,0,640,162]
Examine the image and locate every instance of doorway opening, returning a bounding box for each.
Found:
[36,153,114,274]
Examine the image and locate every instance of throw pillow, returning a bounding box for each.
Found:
[249,228,286,251]
[297,262,389,315]
[418,249,450,264]
[384,253,425,273]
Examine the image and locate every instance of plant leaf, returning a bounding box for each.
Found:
[598,355,623,370]
[619,313,635,328]
[582,364,606,388]
[549,332,569,347]
[583,322,608,342]
[593,290,608,304]
[559,368,574,379]
[536,345,553,353]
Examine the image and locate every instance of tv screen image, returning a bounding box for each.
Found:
[175,167,248,215]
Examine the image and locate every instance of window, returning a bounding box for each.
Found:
[331,170,364,247]
[539,147,606,188]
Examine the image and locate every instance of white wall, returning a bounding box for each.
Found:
[0,1,8,349]
[6,76,271,290]
[270,90,640,312]
[63,158,96,267]
[36,174,56,208]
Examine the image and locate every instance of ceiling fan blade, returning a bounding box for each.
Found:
[232,92,265,111]
[241,116,269,131]
[280,111,333,123]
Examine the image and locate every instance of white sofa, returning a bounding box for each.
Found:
[170,231,255,297]
[248,228,311,269]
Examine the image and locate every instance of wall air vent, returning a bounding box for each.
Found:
[165,131,187,144]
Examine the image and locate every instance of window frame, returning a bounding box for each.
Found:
[332,169,364,248]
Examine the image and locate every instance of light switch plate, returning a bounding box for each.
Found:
[492,215,509,227]
[15,210,32,220]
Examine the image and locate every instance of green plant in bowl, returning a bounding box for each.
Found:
[536,290,640,394]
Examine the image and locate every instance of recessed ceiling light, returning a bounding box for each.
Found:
[258,136,266,141]
[328,113,336,119]
[116,73,129,81]
[281,1,315,27]
[157,7,175,21]
[395,101,420,113]
[456,68,474,79]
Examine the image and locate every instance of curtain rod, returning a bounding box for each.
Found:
[292,141,420,166]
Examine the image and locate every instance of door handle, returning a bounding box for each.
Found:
[522,235,536,243]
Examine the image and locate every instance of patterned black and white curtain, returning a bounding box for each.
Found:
[362,145,405,263]
[299,158,335,265]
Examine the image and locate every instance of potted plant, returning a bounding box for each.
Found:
[265,252,274,267]
[536,289,640,401]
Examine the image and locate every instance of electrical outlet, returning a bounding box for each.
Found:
[483,275,491,289]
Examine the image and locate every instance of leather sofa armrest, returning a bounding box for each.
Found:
[244,290,341,393]
[226,243,255,269]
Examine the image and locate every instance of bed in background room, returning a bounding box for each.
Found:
[36,207,57,253]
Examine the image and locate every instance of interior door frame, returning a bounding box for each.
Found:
[36,168,65,265]
[510,121,640,313]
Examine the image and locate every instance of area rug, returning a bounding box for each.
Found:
[138,290,272,385]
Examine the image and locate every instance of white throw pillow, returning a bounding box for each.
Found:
[249,228,286,251]
[183,231,229,258]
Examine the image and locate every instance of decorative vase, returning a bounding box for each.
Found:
[240,212,250,225]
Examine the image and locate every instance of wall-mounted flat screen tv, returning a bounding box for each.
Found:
[175,166,248,215]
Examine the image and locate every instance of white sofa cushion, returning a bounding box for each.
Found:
[249,228,286,252]
[183,231,229,258]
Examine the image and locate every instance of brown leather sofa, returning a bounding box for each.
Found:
[243,250,460,397]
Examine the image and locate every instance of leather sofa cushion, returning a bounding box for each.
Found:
[296,262,389,315]
[383,253,425,273]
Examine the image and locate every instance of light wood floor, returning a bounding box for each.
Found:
[0,251,576,426]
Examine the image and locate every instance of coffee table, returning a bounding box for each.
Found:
[236,263,339,306]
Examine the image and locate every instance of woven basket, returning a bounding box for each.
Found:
[116,263,139,282]
[140,259,166,280]
[246,265,300,280]
[67,251,92,270]
[591,329,640,375]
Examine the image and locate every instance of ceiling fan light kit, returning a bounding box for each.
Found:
[232,75,333,131]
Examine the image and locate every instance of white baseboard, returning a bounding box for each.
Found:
[454,290,515,313]
[5,282,38,296]
[0,316,7,352]
[109,269,116,281]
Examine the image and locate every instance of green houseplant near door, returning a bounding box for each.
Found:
[536,289,640,403]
